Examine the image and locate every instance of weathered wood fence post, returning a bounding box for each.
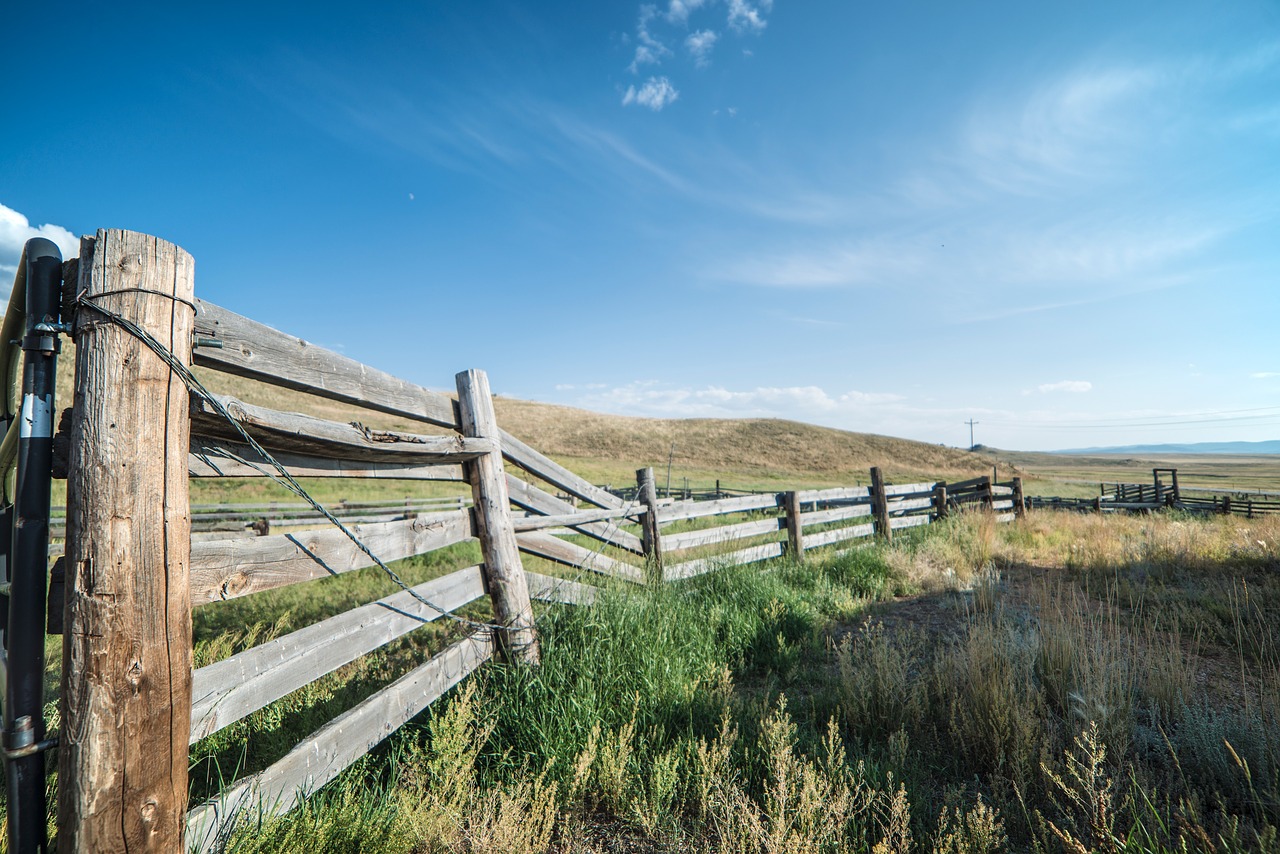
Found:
[636,467,663,582]
[933,482,948,520]
[783,491,804,559]
[1012,477,1025,519]
[456,369,540,665]
[870,466,891,542]
[59,229,195,852]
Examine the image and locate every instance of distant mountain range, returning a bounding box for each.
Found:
[1053,440,1280,455]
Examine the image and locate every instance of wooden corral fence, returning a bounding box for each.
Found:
[1030,468,1280,517]
[36,228,1024,853]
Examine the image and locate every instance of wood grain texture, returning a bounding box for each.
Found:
[191,567,486,742]
[799,504,872,527]
[189,437,465,480]
[59,230,195,853]
[657,492,781,523]
[664,541,785,581]
[883,482,939,498]
[512,507,643,532]
[636,467,663,578]
[870,467,891,543]
[506,475,644,553]
[804,523,876,548]
[886,496,935,514]
[189,510,474,605]
[662,517,783,552]
[794,486,870,503]
[185,632,493,853]
[191,393,493,464]
[526,571,599,605]
[499,429,623,510]
[191,299,459,428]
[515,530,644,583]
[888,515,931,531]
[783,492,804,558]
[457,369,539,665]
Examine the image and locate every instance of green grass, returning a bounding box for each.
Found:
[205,511,1280,854]
[13,500,1280,851]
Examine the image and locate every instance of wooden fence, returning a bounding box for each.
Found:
[43,228,1026,852]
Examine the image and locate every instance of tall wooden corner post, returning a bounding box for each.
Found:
[59,230,195,851]
[456,369,540,665]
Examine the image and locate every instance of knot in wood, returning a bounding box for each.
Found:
[126,659,145,690]
[139,800,158,823]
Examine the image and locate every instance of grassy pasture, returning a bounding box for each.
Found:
[195,509,1279,853]
[16,508,1278,852]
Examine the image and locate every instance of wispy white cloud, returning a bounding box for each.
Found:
[628,5,672,73]
[1038,380,1092,394]
[1251,372,1280,379]
[623,76,680,111]
[727,0,772,32]
[0,203,78,280]
[574,381,902,420]
[685,29,718,67]
[665,0,709,24]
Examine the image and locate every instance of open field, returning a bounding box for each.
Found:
[16,508,1280,852]
[990,448,1280,500]
[178,511,1280,851]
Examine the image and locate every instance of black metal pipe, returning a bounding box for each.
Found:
[5,236,62,853]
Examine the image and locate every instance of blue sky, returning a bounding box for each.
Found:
[3,0,1279,451]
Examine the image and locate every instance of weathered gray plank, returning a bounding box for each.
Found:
[190,567,486,743]
[499,430,623,510]
[190,510,474,605]
[888,514,931,531]
[512,507,644,532]
[804,523,876,549]
[191,299,459,427]
[657,492,781,523]
[995,512,1016,523]
[664,541,785,581]
[794,486,870,503]
[190,438,466,480]
[191,394,492,464]
[991,485,1014,496]
[886,496,935,514]
[515,531,644,583]
[992,499,1014,511]
[526,571,599,605]
[506,475,644,554]
[799,504,872,527]
[185,632,493,853]
[884,482,939,498]
[662,517,782,552]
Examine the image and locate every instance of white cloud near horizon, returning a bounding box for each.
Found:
[572,381,903,420]
[623,77,680,110]
[0,203,78,280]
[1038,380,1092,394]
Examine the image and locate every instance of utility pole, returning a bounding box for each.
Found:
[965,419,979,450]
